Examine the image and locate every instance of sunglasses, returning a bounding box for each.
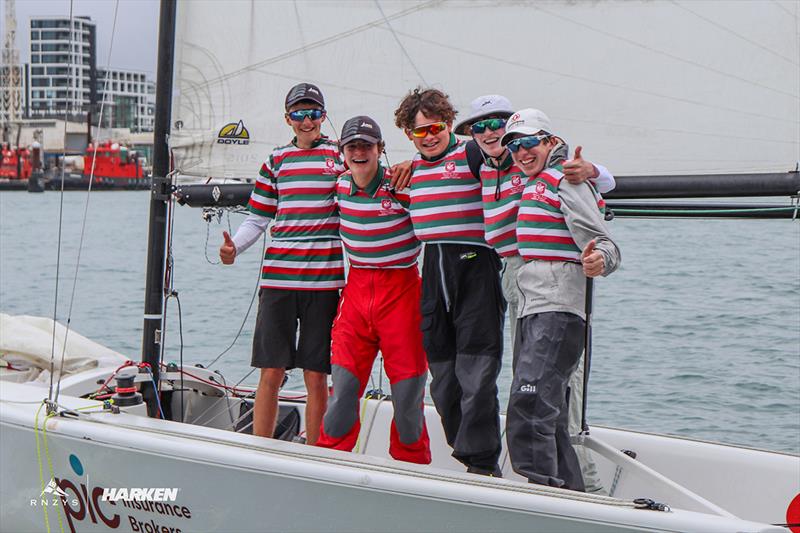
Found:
[287,109,325,122]
[506,134,550,153]
[410,122,448,138]
[470,118,507,135]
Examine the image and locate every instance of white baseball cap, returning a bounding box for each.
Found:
[500,108,553,146]
[453,94,514,136]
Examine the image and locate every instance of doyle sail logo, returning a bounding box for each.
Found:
[217,120,250,145]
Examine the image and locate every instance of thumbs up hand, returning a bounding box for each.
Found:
[220,231,237,265]
[563,146,599,185]
[581,239,604,277]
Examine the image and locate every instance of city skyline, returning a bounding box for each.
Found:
[8,0,158,75]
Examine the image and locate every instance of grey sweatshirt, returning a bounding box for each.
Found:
[516,175,621,321]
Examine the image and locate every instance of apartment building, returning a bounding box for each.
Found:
[27,16,96,118]
[97,68,155,132]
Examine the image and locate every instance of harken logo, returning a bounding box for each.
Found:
[101,487,179,502]
[41,478,69,498]
[217,120,250,145]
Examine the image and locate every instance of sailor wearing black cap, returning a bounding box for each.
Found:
[317,116,431,464]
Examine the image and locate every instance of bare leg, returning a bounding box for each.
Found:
[253,368,286,438]
[303,370,328,445]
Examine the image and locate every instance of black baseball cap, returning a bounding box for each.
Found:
[285,82,325,110]
[340,116,382,146]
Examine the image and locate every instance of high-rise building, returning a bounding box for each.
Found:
[97,68,155,132]
[27,16,96,119]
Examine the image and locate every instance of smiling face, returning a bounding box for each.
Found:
[342,140,381,184]
[470,116,507,159]
[509,134,556,177]
[285,101,325,148]
[408,111,452,159]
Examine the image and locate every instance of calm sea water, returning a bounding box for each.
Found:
[1,190,798,454]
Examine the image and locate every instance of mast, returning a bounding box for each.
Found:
[141,0,177,416]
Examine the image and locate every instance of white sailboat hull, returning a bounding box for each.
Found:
[1,377,795,533]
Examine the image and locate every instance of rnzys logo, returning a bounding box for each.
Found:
[41,478,69,498]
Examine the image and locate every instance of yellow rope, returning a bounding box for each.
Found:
[34,402,52,533]
[42,410,66,533]
[353,397,369,453]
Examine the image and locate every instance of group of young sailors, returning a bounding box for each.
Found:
[219,83,621,491]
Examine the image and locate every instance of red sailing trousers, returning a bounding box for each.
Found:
[317,266,431,464]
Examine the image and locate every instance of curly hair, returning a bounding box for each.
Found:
[394,87,457,130]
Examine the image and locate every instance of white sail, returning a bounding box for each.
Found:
[171,0,800,180]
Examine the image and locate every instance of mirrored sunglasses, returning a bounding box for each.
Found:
[507,135,549,153]
[287,109,325,121]
[410,122,448,138]
[470,118,507,135]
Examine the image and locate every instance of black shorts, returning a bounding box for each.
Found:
[251,288,340,373]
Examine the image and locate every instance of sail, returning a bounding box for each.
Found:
[171,0,799,180]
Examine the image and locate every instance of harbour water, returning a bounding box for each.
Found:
[1,190,798,454]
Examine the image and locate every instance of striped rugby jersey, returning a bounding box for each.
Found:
[480,158,527,257]
[246,136,345,290]
[517,164,606,263]
[335,166,420,269]
[409,136,489,247]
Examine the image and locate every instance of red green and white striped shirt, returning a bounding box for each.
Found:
[247,137,343,240]
[409,137,489,246]
[335,167,420,269]
[241,137,345,290]
[517,164,606,263]
[482,153,615,258]
[481,160,527,257]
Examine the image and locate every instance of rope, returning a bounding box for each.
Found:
[359,395,388,455]
[41,409,66,533]
[34,402,52,533]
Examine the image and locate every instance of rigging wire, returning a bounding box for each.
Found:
[669,0,798,66]
[54,0,122,406]
[48,0,76,410]
[373,0,428,85]
[379,26,795,126]
[533,2,799,94]
[206,231,267,368]
[187,0,440,90]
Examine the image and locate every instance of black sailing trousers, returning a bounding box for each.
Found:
[420,243,506,471]
[507,311,586,490]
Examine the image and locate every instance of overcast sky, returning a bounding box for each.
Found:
[6,0,159,76]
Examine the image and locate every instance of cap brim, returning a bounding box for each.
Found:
[454,110,514,136]
[340,134,381,146]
